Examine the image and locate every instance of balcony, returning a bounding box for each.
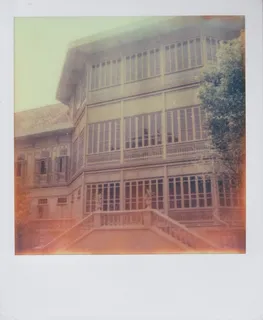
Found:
[34,172,68,187]
[85,140,212,169]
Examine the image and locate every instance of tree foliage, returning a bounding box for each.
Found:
[198,33,245,188]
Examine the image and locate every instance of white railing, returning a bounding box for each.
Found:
[40,214,94,253]
[38,209,220,253]
[211,208,230,227]
[150,209,219,251]
[100,210,145,227]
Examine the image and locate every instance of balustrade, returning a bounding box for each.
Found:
[38,208,221,253]
[150,209,219,251]
[42,214,94,253]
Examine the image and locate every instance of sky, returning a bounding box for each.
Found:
[14,17,148,112]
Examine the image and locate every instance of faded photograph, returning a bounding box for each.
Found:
[14,16,245,255]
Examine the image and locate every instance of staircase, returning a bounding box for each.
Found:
[37,209,221,254]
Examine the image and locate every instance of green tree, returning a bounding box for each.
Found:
[198,33,245,191]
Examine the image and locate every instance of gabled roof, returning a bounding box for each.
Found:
[56,16,245,105]
[14,103,73,138]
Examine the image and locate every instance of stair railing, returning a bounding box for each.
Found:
[150,209,220,251]
[40,214,94,254]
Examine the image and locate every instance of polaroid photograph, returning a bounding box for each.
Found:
[1,0,263,319]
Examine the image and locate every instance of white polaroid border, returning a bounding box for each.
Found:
[1,0,262,320]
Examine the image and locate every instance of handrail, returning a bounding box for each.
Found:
[38,209,220,253]
[40,214,94,253]
[151,209,219,250]
[212,208,230,227]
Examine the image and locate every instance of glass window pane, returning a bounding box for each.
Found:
[131,117,136,148]
[190,40,196,67]
[183,41,189,69]
[106,61,111,86]
[194,107,201,140]
[180,110,186,142]
[137,53,142,80]
[177,43,183,70]
[88,125,93,154]
[99,123,104,152]
[125,118,130,149]
[104,122,109,152]
[126,57,131,82]
[116,120,120,150]
[156,112,162,145]
[155,49,160,75]
[142,52,148,78]
[138,115,143,147]
[93,123,98,153]
[111,121,115,151]
[150,113,156,146]
[170,44,176,72]
[196,38,202,65]
[165,46,171,73]
[101,63,105,87]
[167,112,172,143]
[131,55,136,81]
[187,108,193,140]
[144,116,149,146]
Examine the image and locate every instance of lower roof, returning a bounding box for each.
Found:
[14,103,73,139]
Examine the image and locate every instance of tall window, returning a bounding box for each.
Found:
[168,175,212,209]
[91,59,121,90]
[35,156,51,177]
[165,38,202,73]
[55,156,68,173]
[206,37,220,64]
[87,119,121,154]
[40,160,47,174]
[166,106,208,143]
[125,48,160,83]
[72,139,78,175]
[16,155,26,177]
[218,177,241,207]
[125,178,164,210]
[125,112,162,149]
[86,182,120,212]
[78,130,84,168]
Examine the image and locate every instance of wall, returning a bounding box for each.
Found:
[165,86,200,109]
[87,102,121,123]
[123,93,162,117]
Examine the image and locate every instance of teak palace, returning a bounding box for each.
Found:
[14,16,245,254]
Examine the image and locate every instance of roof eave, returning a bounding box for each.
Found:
[15,126,74,141]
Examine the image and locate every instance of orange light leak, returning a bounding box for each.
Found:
[18,247,244,256]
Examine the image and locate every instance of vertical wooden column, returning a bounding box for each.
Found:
[120,100,124,165]
[163,165,169,216]
[120,170,124,211]
[162,92,166,160]
[160,43,165,86]
[211,163,219,217]
[120,56,125,211]
[202,32,207,66]
[82,173,86,219]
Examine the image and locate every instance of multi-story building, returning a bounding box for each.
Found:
[14,16,245,254]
